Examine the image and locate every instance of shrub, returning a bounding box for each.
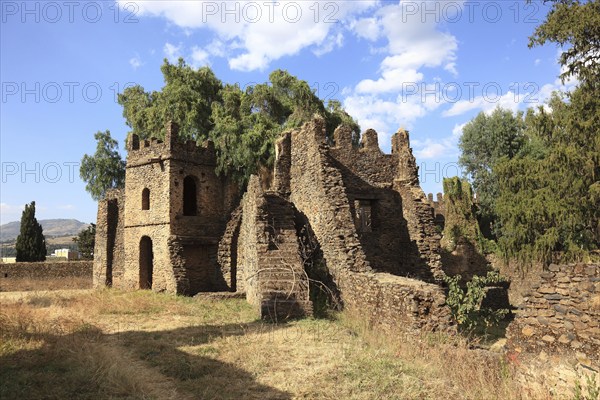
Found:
[444,271,509,333]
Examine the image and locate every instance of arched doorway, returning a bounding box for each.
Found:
[139,236,153,289]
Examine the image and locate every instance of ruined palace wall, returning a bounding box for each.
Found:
[329,127,427,278]
[288,118,452,331]
[392,131,444,281]
[122,151,173,292]
[507,263,600,367]
[237,176,261,306]
[93,189,124,288]
[217,205,243,292]
[289,118,370,275]
[238,176,311,319]
[124,159,171,229]
[341,272,453,332]
[329,127,397,186]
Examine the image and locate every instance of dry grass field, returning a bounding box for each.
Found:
[0,289,552,399]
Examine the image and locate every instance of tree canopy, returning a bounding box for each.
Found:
[117,60,360,185]
[458,108,525,236]
[80,130,126,201]
[457,0,600,264]
[15,201,46,262]
[529,0,600,84]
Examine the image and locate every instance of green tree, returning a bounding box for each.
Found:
[118,58,222,142]
[116,60,360,186]
[209,70,360,184]
[80,130,126,201]
[495,89,600,264]
[15,201,46,262]
[529,0,600,84]
[73,223,96,260]
[490,0,600,264]
[458,108,525,236]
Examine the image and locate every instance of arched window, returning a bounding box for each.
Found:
[183,176,197,216]
[141,188,150,210]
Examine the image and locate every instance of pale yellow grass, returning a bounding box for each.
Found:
[0,289,551,399]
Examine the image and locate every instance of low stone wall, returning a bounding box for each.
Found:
[506,263,600,392]
[340,271,453,332]
[0,261,93,291]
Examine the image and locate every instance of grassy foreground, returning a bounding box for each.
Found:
[0,289,545,399]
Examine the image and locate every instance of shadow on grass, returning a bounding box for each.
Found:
[0,321,292,400]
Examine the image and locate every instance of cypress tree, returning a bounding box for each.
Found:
[15,201,47,262]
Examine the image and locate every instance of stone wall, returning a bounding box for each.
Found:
[329,126,431,280]
[93,189,124,288]
[427,192,445,229]
[392,132,443,281]
[0,261,92,291]
[506,263,600,389]
[217,205,243,292]
[238,176,311,320]
[341,271,453,332]
[287,117,452,331]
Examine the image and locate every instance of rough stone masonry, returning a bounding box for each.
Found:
[94,117,455,328]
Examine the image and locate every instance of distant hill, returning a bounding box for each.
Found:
[0,219,90,242]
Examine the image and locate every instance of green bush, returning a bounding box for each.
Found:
[443,271,509,333]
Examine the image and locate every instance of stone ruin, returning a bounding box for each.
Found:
[93,116,599,388]
[94,117,452,329]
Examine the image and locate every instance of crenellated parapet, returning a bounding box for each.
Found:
[330,125,396,187]
[126,121,217,167]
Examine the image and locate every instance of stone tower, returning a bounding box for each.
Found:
[97,122,238,294]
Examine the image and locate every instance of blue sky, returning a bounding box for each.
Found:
[0,0,575,225]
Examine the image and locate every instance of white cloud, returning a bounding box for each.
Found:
[452,123,466,138]
[313,31,344,57]
[350,17,381,41]
[129,55,143,70]
[205,39,226,57]
[343,91,445,152]
[191,46,210,67]
[352,1,459,95]
[443,90,522,117]
[163,42,183,62]
[443,53,580,118]
[341,1,462,150]
[415,142,448,159]
[125,0,378,71]
[413,122,465,160]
